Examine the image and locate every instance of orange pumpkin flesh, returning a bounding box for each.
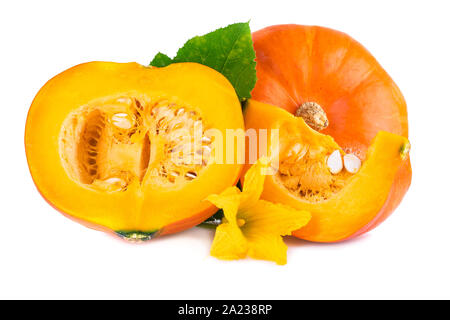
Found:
[249,24,411,242]
[244,100,410,242]
[25,61,244,241]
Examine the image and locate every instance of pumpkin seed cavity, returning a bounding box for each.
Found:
[59,95,213,192]
[275,103,365,202]
[275,124,363,202]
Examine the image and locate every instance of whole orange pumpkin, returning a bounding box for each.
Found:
[250,24,411,242]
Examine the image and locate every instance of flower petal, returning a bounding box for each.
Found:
[241,200,311,236]
[241,157,270,209]
[239,201,310,265]
[206,186,241,224]
[210,223,248,261]
[246,233,288,265]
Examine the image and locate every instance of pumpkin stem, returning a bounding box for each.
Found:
[294,102,329,131]
[115,230,159,242]
[400,141,411,160]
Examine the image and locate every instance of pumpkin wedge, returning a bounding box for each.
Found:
[243,100,410,242]
[25,61,244,241]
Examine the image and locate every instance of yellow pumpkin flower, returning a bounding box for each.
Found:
[206,158,311,265]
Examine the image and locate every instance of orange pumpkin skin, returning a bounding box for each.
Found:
[251,25,411,242]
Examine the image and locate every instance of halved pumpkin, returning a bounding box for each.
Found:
[243,100,410,242]
[25,61,244,241]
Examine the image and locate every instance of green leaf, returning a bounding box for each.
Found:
[150,52,173,67]
[149,22,256,101]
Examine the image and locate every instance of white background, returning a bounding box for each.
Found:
[1,0,449,299]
